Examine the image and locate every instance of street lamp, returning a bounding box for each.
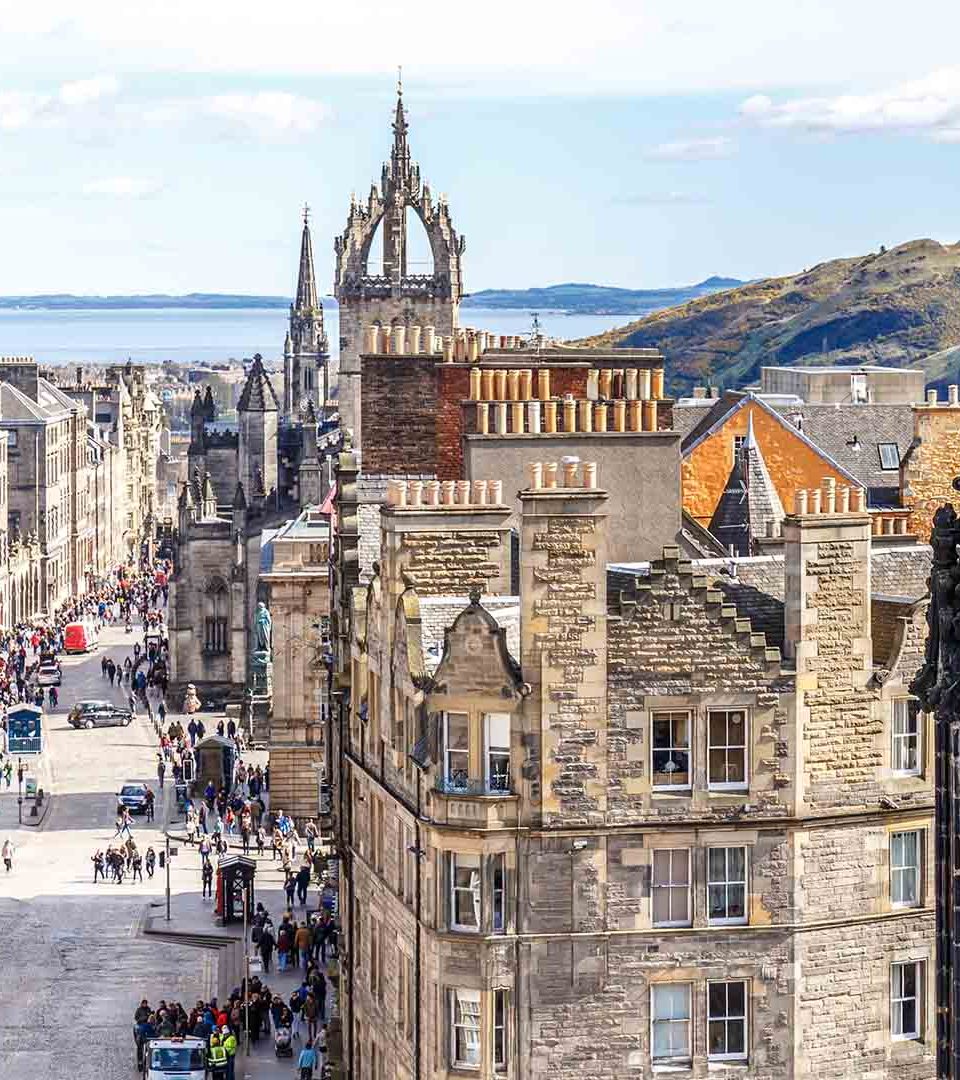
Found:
[16,757,25,825]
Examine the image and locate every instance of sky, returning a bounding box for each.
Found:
[2,1,960,294]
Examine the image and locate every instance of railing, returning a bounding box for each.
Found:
[435,771,512,797]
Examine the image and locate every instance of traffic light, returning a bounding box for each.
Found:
[158,852,165,869]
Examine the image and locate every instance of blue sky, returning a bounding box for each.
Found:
[2,1,960,294]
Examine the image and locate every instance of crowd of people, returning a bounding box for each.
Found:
[134,957,331,1078]
[92,839,157,884]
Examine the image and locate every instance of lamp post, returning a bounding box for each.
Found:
[16,757,26,825]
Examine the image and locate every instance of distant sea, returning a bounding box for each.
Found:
[0,306,630,367]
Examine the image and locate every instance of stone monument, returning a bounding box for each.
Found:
[251,600,273,695]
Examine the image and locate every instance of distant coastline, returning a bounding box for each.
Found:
[0,277,744,316]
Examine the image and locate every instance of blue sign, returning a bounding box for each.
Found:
[7,706,42,754]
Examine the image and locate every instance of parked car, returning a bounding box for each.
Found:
[118,782,150,815]
[35,660,62,687]
[68,700,133,729]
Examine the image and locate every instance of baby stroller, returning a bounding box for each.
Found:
[274,1026,293,1058]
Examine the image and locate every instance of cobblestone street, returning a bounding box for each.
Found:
[0,625,325,1080]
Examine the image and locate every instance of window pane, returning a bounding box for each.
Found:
[728,847,746,879]
[487,712,510,748]
[652,714,691,787]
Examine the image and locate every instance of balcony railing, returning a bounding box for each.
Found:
[435,770,512,797]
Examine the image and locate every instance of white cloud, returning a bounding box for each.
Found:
[646,136,736,161]
[82,176,163,197]
[740,68,960,140]
[59,74,119,107]
[199,91,329,138]
[3,2,960,96]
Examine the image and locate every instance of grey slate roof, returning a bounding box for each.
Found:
[775,403,914,507]
[608,544,931,653]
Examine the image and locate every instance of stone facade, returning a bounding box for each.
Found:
[901,388,960,541]
[260,506,330,821]
[330,467,934,1080]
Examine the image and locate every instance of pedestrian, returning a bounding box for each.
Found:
[258,923,275,973]
[208,1033,228,1079]
[296,863,311,907]
[158,700,166,724]
[128,692,137,716]
[202,860,213,899]
[92,849,105,883]
[3,837,15,872]
[284,871,296,909]
[49,686,58,709]
[221,1025,237,1080]
[297,1041,318,1080]
[295,922,311,971]
[144,787,155,823]
[145,846,156,879]
[256,825,266,856]
[132,849,144,882]
[199,834,212,866]
[157,756,166,788]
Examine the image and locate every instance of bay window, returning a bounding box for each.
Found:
[450,853,481,932]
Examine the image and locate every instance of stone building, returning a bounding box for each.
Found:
[334,83,464,446]
[0,359,91,611]
[329,460,934,1080]
[259,505,330,820]
[49,361,164,571]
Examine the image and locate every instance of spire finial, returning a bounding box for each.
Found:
[302,202,310,226]
[398,65,403,97]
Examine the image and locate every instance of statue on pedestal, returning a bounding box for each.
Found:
[253,601,273,659]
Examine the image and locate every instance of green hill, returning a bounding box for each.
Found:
[577,239,960,394]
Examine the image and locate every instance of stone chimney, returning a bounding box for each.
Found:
[783,479,874,810]
[519,459,608,828]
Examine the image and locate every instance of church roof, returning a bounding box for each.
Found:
[237,355,280,413]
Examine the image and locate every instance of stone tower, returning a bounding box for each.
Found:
[237,354,280,509]
[284,207,329,423]
[334,80,465,446]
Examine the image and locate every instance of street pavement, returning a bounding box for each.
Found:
[0,624,335,1080]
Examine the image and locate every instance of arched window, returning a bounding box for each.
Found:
[203,579,229,655]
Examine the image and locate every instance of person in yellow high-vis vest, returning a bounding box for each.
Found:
[221,1026,237,1080]
[208,1033,228,1079]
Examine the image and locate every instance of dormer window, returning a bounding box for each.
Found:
[485,713,511,792]
[443,712,470,789]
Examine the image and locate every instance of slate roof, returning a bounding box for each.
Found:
[0,381,70,423]
[776,403,914,507]
[608,544,930,654]
[680,391,915,508]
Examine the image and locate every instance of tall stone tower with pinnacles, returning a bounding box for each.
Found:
[283,206,329,423]
[334,77,465,446]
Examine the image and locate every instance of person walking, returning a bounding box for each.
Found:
[258,923,275,974]
[284,871,296,909]
[156,756,165,789]
[295,922,311,971]
[297,1041,318,1080]
[202,859,214,899]
[144,787,155,823]
[131,849,144,883]
[221,1026,237,1080]
[296,863,311,907]
[92,850,105,883]
[145,846,156,879]
[199,834,212,866]
[2,838,13,872]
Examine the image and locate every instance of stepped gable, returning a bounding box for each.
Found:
[237,354,280,413]
[613,544,783,673]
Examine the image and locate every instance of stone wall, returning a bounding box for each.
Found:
[360,353,439,474]
[901,401,960,541]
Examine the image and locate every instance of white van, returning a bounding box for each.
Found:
[143,1037,207,1080]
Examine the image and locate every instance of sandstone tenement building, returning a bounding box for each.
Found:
[324,91,938,1080]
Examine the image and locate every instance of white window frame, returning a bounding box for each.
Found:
[707,708,749,791]
[707,980,748,1062]
[651,983,692,1065]
[449,988,482,1069]
[892,698,922,776]
[651,711,692,791]
[891,961,922,1041]
[450,852,482,932]
[484,712,511,793]
[707,846,748,926]
[652,849,692,928]
[890,830,922,909]
[443,712,470,789]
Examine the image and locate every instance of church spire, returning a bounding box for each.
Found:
[295,204,319,312]
[391,67,409,171]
